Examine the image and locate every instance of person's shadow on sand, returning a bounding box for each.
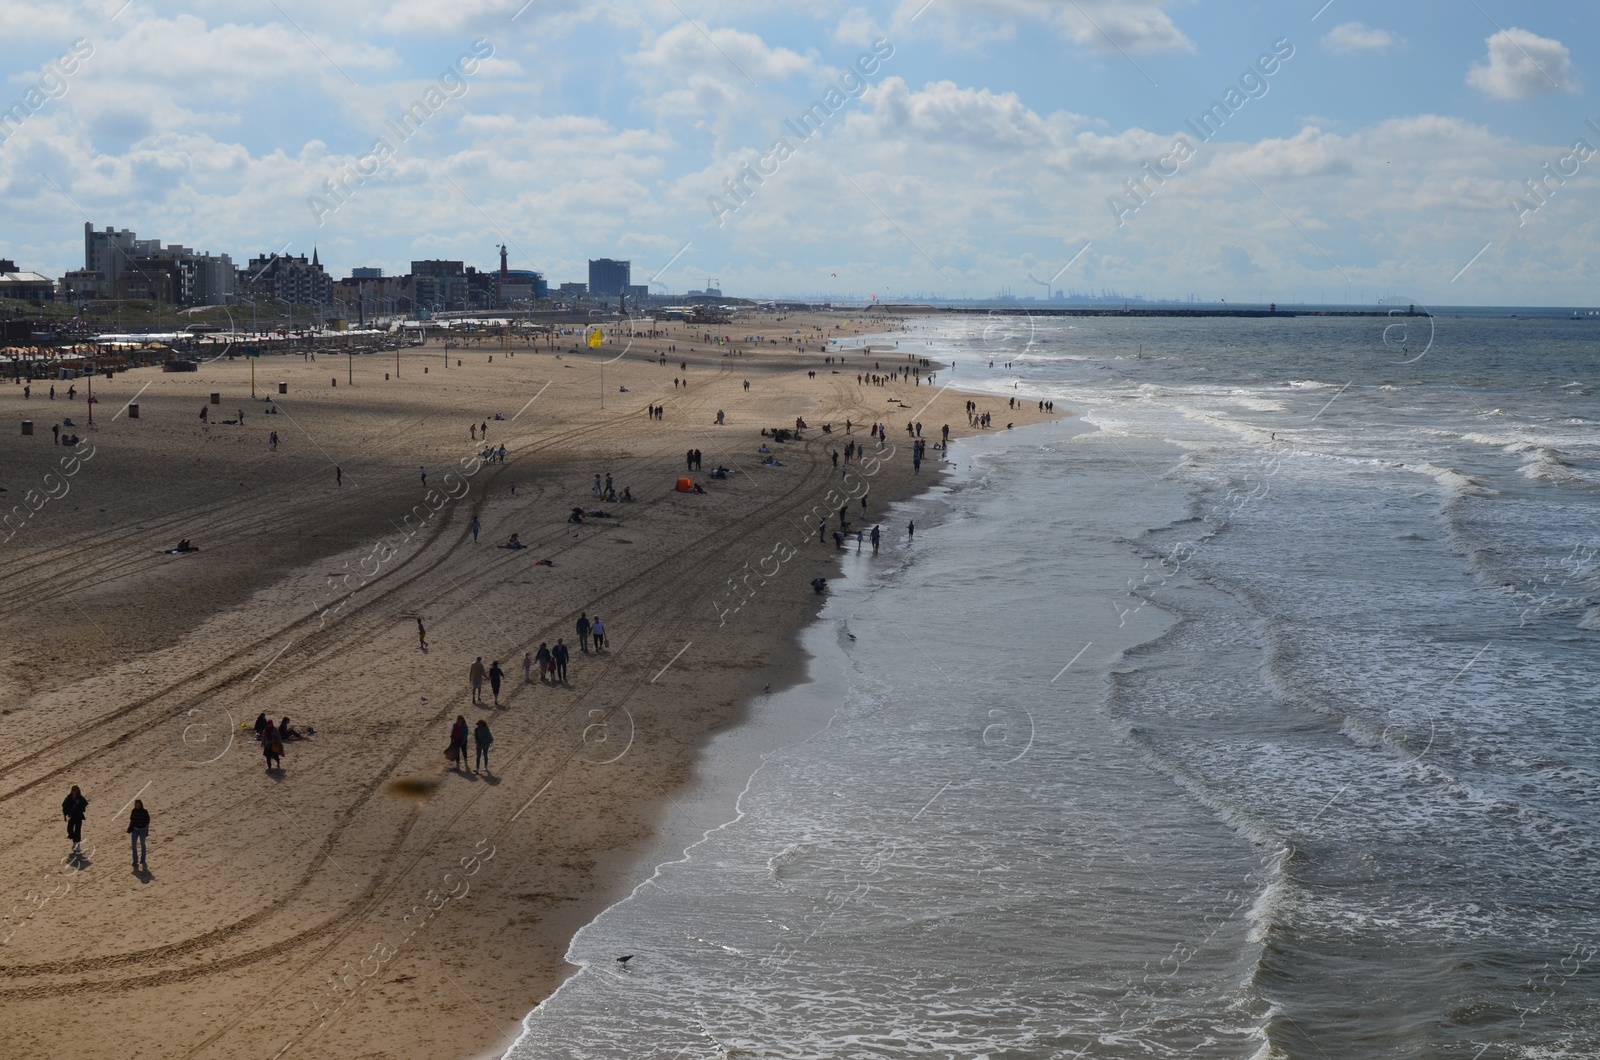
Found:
[266,768,286,783]
[133,866,154,882]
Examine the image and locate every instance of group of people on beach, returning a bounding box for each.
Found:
[445,612,608,771]
[59,785,151,871]
[522,641,570,683]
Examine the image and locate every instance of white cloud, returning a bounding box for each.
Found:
[1211,126,1353,181]
[1322,22,1402,55]
[892,0,1192,55]
[1057,0,1193,55]
[1467,28,1576,100]
[851,77,1056,152]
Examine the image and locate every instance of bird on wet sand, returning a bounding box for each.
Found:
[616,955,634,965]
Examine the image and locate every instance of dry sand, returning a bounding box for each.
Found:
[0,312,1060,1060]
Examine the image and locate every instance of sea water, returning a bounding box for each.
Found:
[506,310,1600,1058]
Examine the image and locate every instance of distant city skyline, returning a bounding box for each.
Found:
[1,2,1597,305]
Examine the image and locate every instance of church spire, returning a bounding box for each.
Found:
[312,245,320,268]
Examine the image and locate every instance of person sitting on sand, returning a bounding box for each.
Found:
[758,444,770,453]
[504,533,523,549]
[279,717,306,741]
[569,507,585,523]
[621,487,633,502]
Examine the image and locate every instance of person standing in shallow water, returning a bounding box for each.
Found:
[62,785,88,853]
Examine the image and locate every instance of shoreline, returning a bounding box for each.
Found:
[0,311,1064,1060]
[500,336,1078,1051]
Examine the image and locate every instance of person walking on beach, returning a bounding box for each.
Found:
[488,660,504,706]
[871,524,881,552]
[907,520,915,541]
[469,657,486,704]
[471,516,480,543]
[592,475,602,498]
[577,613,591,653]
[127,799,150,870]
[419,466,427,487]
[473,720,493,774]
[522,651,533,683]
[62,786,88,854]
[336,466,342,486]
[591,615,606,651]
[553,638,569,683]
[449,715,470,771]
[417,617,427,651]
[535,642,553,682]
[262,719,283,771]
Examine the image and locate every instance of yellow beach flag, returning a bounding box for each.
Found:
[587,329,603,348]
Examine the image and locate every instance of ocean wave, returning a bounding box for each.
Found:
[1519,448,1578,483]
[1407,461,1499,497]
[1459,431,1537,451]
[1228,395,1290,413]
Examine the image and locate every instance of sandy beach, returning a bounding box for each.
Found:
[0,312,1060,1060]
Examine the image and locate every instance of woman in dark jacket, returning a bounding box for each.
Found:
[127,799,150,869]
[449,716,470,770]
[473,720,493,774]
[62,785,88,853]
[262,720,282,771]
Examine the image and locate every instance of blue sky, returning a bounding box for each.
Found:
[1,0,1596,304]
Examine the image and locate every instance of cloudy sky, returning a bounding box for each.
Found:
[0,0,1595,305]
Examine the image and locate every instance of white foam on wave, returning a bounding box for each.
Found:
[1228,394,1290,413]
[1407,461,1498,497]
[1519,448,1578,483]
